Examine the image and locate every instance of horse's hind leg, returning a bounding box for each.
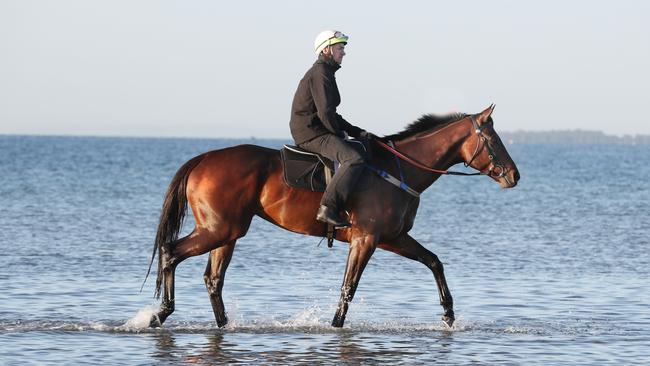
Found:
[204,240,236,328]
[153,229,238,326]
[378,234,455,327]
[152,237,186,326]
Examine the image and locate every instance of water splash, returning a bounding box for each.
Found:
[121,304,160,330]
[284,304,324,327]
[0,317,607,336]
[0,311,612,337]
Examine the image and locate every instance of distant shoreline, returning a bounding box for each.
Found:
[499,130,650,145]
[2,131,649,145]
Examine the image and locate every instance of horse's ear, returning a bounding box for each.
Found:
[477,104,495,123]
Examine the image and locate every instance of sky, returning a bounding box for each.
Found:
[1,1,649,138]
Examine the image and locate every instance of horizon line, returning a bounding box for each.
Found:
[1,128,649,140]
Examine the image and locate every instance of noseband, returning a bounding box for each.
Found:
[465,116,513,186]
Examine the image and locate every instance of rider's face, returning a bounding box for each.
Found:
[327,43,346,65]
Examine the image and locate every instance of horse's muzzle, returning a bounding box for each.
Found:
[499,168,520,188]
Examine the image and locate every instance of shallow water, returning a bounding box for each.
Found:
[1,136,649,365]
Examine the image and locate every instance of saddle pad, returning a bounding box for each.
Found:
[280,145,331,192]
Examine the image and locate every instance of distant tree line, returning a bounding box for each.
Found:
[499,130,650,145]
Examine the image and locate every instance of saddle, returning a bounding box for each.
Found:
[280,145,334,192]
[280,140,367,191]
[280,141,366,248]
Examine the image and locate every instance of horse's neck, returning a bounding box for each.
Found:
[393,120,471,191]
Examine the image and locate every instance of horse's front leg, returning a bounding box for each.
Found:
[378,233,455,327]
[204,240,236,328]
[332,232,377,327]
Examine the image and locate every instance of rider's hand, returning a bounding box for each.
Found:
[359,130,378,140]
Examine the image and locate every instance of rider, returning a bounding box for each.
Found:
[289,30,377,227]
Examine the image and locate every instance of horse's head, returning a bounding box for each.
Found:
[462,105,520,188]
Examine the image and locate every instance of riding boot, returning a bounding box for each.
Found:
[316,205,351,227]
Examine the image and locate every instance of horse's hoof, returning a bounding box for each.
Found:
[149,314,162,328]
[331,315,344,328]
[216,316,229,328]
[441,311,455,328]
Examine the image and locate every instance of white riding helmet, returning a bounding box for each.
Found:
[314,30,349,55]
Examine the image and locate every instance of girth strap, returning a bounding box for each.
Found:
[366,164,420,198]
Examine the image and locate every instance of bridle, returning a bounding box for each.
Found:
[376,114,512,183]
[466,115,514,186]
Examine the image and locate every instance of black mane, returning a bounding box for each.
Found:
[383,112,467,141]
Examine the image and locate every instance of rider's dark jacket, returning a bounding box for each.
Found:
[290,55,363,145]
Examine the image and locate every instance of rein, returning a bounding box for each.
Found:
[366,114,513,197]
[365,137,480,198]
[375,139,484,176]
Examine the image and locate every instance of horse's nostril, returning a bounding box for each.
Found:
[514,170,520,182]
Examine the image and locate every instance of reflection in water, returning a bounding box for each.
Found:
[151,331,238,364]
[336,331,360,362]
[147,328,462,365]
[151,331,180,363]
[334,330,457,364]
[200,333,239,364]
[433,330,454,363]
[139,316,650,364]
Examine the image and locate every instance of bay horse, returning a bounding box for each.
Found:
[146,105,519,328]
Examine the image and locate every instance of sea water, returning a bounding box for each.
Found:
[0,136,648,365]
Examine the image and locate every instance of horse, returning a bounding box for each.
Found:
[145,105,519,328]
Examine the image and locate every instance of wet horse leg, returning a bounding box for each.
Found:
[378,233,455,327]
[204,240,236,328]
[152,239,178,326]
[332,233,377,327]
[154,229,235,326]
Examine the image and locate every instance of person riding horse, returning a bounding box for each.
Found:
[289,30,377,227]
[141,28,520,331]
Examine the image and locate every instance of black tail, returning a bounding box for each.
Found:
[141,154,206,298]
